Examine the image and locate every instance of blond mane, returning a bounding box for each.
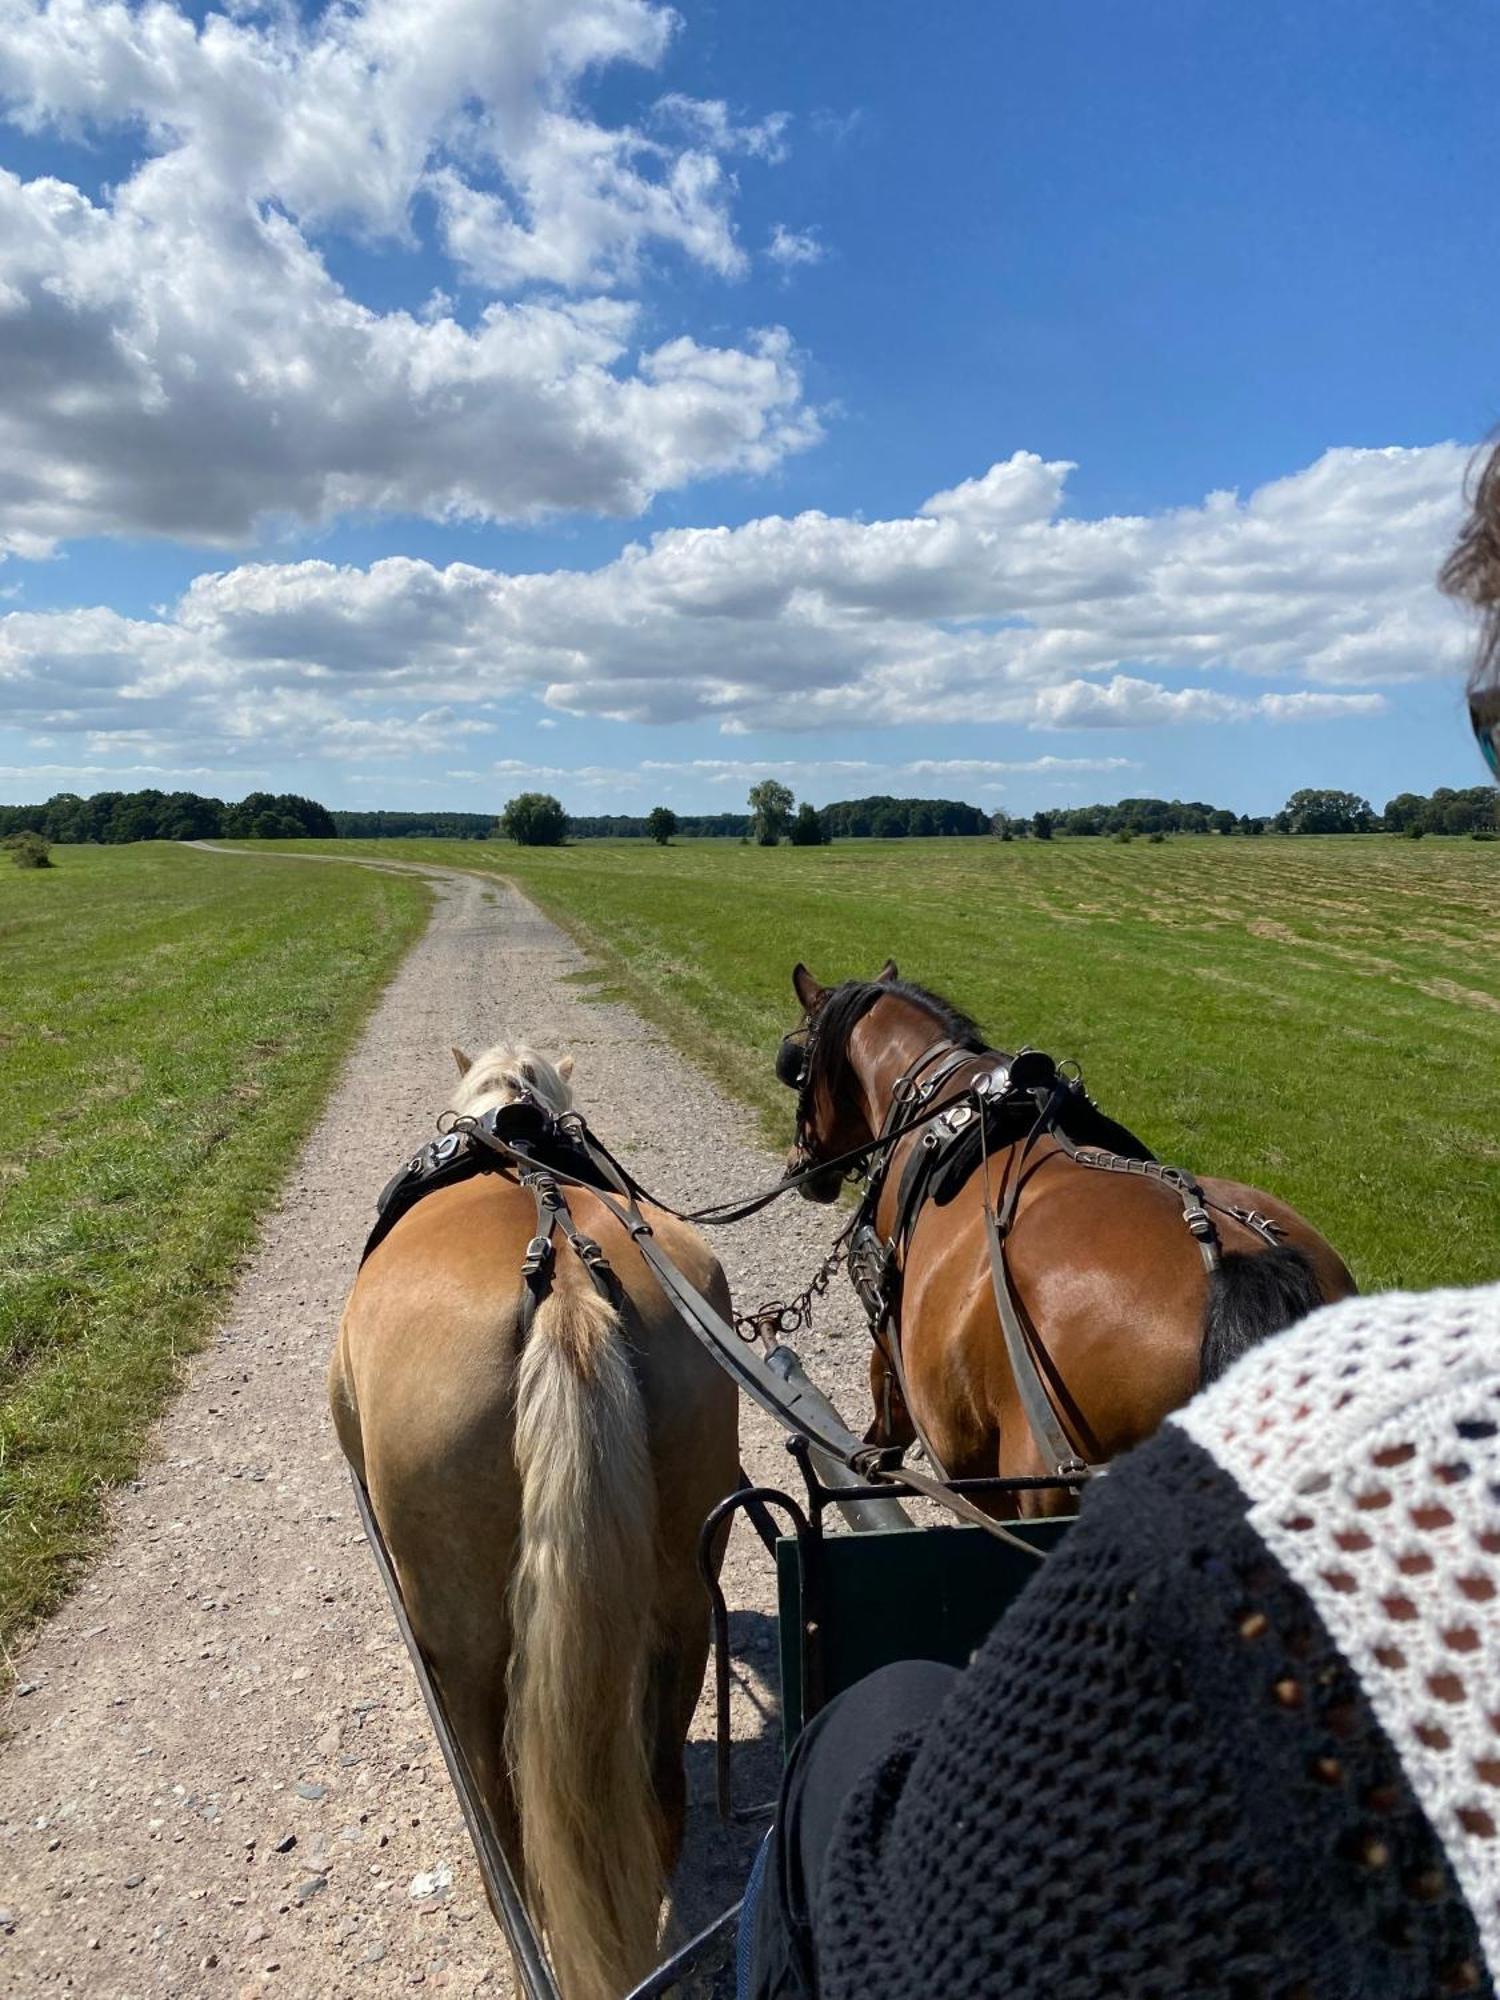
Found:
[446,1041,576,1120]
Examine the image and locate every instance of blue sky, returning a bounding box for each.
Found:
[0,0,1495,817]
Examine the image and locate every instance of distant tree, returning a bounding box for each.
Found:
[1240,815,1266,836]
[871,804,908,838]
[646,806,678,846]
[1210,809,1237,835]
[990,811,1017,842]
[1280,788,1375,834]
[909,804,936,838]
[161,792,226,841]
[748,779,795,846]
[5,830,52,869]
[224,791,337,840]
[109,789,168,842]
[1031,811,1054,841]
[500,792,569,846]
[1383,792,1427,835]
[788,803,827,846]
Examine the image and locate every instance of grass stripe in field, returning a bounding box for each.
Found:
[255,833,1500,1295]
[0,843,429,1655]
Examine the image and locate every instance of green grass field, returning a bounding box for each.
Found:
[259,833,1499,1293]
[0,844,429,1654]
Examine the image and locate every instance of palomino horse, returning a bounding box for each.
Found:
[330,1045,738,2000]
[782,963,1355,1513]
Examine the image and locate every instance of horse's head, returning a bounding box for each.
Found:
[778,958,900,1202]
[447,1041,576,1120]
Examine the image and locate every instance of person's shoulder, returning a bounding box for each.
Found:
[1171,1281,1500,1976]
[1174,1279,1500,1503]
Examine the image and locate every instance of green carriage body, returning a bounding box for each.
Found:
[774,1515,1075,1745]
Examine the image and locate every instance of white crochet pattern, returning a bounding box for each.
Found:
[1176,1284,1500,1981]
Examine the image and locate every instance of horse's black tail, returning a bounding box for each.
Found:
[1200,1245,1326,1387]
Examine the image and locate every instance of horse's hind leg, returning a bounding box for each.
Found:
[644,1576,712,1872]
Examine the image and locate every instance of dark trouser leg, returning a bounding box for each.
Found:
[740,1658,958,2000]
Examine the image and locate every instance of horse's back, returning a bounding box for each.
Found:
[895,1143,1353,1481]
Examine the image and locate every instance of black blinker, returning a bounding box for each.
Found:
[775,1035,808,1091]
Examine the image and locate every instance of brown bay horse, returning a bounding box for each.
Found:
[330,1044,738,2000]
[783,963,1355,1513]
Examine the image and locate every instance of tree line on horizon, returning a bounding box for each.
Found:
[1,780,1494,848]
[0,788,336,844]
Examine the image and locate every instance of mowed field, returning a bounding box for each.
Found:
[0,844,429,1651]
[265,834,1500,1293]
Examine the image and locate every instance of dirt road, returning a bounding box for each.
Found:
[0,864,874,1997]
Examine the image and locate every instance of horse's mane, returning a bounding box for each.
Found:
[447,1041,575,1120]
[809,977,987,1110]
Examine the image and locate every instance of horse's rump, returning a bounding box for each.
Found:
[334,1138,738,2000]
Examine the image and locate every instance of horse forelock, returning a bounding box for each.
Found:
[446,1042,575,1120]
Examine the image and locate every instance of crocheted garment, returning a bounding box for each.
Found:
[811,1285,1500,2000]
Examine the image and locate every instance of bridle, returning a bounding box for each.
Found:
[777,985,894,1177]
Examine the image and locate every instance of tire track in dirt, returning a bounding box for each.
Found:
[0,861,872,1998]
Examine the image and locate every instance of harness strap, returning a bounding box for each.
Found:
[453,1115,1052,1552]
[980,1087,1100,1480]
[1055,1140,1224,1274]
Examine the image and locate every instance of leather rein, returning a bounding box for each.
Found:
[438,1096,1052,1560]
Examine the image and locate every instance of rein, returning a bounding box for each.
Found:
[443,1097,1048,1560]
[437,1076,993,1233]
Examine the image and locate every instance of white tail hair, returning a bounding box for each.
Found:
[506,1274,664,2000]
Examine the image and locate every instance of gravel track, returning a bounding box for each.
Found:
[0,862,875,1998]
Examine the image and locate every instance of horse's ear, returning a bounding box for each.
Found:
[451,1047,473,1077]
[874,958,899,984]
[556,1054,575,1081]
[793,962,826,1011]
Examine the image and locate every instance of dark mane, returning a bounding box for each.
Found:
[1441,437,1500,693]
[807,977,988,1112]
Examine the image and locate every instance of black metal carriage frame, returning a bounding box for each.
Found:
[350,1307,1079,2000]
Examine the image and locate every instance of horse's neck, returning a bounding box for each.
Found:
[847,1000,952,1136]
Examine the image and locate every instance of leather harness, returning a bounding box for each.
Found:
[827,1036,1287,1485]
[363,1095,1061,1557]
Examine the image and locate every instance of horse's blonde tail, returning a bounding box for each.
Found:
[506,1277,663,2000]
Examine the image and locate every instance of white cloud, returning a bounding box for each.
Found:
[0,0,818,550]
[636,755,1137,784]
[1030,677,1388,729]
[767,224,823,269]
[654,95,791,164]
[0,442,1465,762]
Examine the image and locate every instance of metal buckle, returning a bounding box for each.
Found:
[521,1235,552,1278]
[574,1236,612,1276]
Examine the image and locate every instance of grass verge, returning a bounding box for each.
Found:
[0,843,428,1657]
